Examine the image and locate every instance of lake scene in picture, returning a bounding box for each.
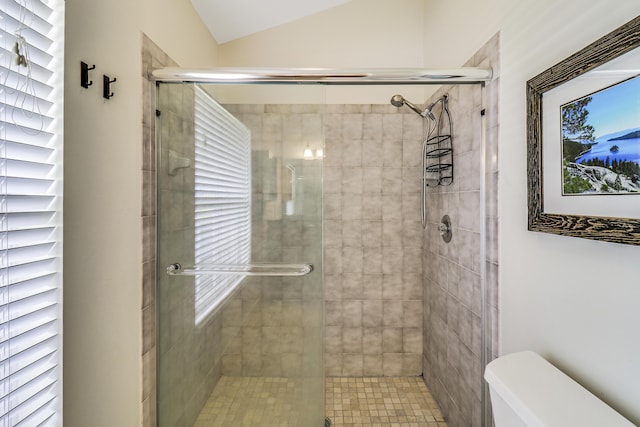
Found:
[561,74,640,195]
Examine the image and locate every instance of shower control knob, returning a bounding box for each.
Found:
[438,215,452,243]
[437,223,449,234]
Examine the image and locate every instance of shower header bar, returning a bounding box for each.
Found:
[151,67,492,85]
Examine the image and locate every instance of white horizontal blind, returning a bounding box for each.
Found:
[193,87,251,325]
[0,0,63,425]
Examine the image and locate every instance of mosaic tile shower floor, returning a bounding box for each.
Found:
[326,377,447,427]
[193,376,311,426]
[194,376,447,427]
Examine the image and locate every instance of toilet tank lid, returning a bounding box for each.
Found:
[484,351,634,427]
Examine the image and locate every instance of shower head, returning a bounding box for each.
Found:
[389,94,436,120]
[390,94,408,108]
[390,94,422,115]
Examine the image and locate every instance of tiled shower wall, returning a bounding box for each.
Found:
[421,34,500,427]
[208,104,426,378]
[219,105,324,385]
[323,105,425,377]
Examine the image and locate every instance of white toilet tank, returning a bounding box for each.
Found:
[484,351,635,427]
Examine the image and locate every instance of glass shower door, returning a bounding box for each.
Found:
[156,83,325,426]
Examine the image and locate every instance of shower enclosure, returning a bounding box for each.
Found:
[151,65,496,427]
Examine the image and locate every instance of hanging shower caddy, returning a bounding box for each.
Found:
[423,94,453,187]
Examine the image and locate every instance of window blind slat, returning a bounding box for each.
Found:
[3,212,57,232]
[195,153,247,173]
[195,212,250,224]
[0,341,56,387]
[6,0,54,19]
[2,178,55,196]
[2,4,53,46]
[195,233,250,260]
[195,212,250,227]
[4,270,57,289]
[0,72,54,100]
[0,228,55,251]
[0,232,55,256]
[14,397,57,427]
[196,139,246,160]
[4,2,52,41]
[0,291,55,325]
[194,108,247,139]
[3,375,56,425]
[3,158,55,180]
[0,29,53,68]
[0,57,54,87]
[0,275,57,306]
[195,184,249,193]
[1,122,55,145]
[1,140,55,164]
[0,351,56,399]
[0,322,57,363]
[195,170,247,184]
[0,104,54,134]
[194,218,250,237]
[0,310,57,347]
[1,196,55,214]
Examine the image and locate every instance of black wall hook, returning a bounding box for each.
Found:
[103,75,117,99]
[81,61,95,88]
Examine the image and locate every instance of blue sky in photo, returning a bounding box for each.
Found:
[580,74,640,138]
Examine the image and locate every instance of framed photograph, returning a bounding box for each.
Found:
[561,76,640,196]
[527,15,640,245]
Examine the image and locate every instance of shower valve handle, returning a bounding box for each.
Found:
[438,215,453,243]
[437,222,450,235]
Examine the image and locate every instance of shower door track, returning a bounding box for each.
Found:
[151,67,492,84]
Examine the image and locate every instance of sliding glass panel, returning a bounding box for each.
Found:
[156,83,325,427]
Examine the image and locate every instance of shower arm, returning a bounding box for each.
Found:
[151,67,492,84]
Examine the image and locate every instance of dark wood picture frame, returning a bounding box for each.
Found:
[527,15,640,245]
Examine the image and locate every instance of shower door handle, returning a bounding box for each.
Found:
[166,262,314,277]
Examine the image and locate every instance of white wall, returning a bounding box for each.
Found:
[63,0,218,425]
[219,0,640,423]
[497,2,640,422]
[218,0,424,67]
[423,0,640,422]
[218,0,427,104]
[141,0,219,67]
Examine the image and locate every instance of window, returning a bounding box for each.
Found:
[0,0,64,425]
[193,87,251,325]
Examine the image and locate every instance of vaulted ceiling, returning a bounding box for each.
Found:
[190,0,353,44]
